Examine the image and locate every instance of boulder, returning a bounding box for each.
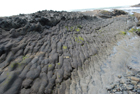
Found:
[133,12,140,26]
[96,10,113,18]
[112,9,128,16]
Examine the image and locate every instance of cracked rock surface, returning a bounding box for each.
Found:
[0,10,138,94]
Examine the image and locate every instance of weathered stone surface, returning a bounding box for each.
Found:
[0,9,137,94]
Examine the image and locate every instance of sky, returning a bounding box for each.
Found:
[0,0,140,17]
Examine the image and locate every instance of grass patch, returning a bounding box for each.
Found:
[78,36,84,41]
[63,46,67,49]
[65,26,69,31]
[75,28,80,32]
[129,28,136,32]
[100,10,109,14]
[7,72,9,75]
[65,25,82,32]
[129,28,140,32]
[138,29,140,32]
[77,25,82,28]
[57,63,60,65]
[48,64,52,68]
[130,14,135,17]
[22,55,28,61]
[58,75,60,78]
[120,31,126,35]
[74,36,84,43]
[3,76,12,85]
[70,27,73,31]
[10,62,23,68]
[10,63,17,68]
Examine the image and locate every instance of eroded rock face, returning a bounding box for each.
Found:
[0,10,137,94]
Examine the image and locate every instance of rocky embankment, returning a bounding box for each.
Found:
[0,9,139,94]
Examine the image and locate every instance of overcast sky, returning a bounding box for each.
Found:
[0,0,140,16]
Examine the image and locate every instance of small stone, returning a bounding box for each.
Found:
[128,91,135,94]
[115,92,122,94]
[126,85,134,90]
[123,91,128,94]
[137,89,140,93]
[132,89,137,92]
[63,56,70,59]
[112,89,116,92]
[4,68,8,71]
[126,71,133,76]
[131,81,138,85]
[106,84,116,90]
[130,76,140,81]
[118,75,122,79]
[137,84,140,89]
[120,80,125,84]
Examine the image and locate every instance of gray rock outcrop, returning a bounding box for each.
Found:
[0,10,138,94]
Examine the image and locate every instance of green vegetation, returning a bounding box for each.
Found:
[63,46,67,49]
[70,27,73,31]
[78,36,84,41]
[75,28,80,32]
[137,29,140,32]
[86,41,89,44]
[7,72,9,76]
[10,62,23,68]
[98,29,102,32]
[77,25,82,28]
[129,28,136,32]
[10,63,17,68]
[10,55,28,69]
[120,31,126,35]
[57,63,60,65]
[129,28,140,32]
[100,10,109,14]
[92,53,97,56]
[58,75,60,78]
[3,76,12,85]
[130,14,135,17]
[65,25,82,32]
[48,64,52,68]
[22,55,28,61]
[65,26,69,31]
[74,36,84,43]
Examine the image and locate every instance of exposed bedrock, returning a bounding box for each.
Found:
[0,10,138,94]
